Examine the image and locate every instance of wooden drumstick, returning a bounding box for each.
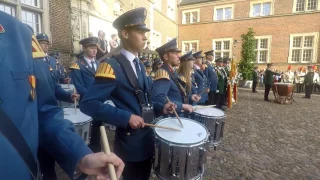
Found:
[165,96,183,128]
[100,126,117,180]
[193,105,216,111]
[144,123,181,131]
[198,88,208,96]
[73,88,77,114]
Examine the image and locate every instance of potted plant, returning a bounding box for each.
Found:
[238,27,255,88]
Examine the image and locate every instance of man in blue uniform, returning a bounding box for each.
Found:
[150,58,163,78]
[203,50,218,105]
[69,37,100,98]
[193,51,209,105]
[152,38,194,117]
[80,7,174,180]
[49,51,69,84]
[0,11,124,180]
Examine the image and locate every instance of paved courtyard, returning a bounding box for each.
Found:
[57,89,320,180]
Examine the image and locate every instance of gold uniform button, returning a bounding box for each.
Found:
[126,132,130,136]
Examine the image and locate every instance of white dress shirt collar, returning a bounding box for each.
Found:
[194,64,200,70]
[120,48,140,77]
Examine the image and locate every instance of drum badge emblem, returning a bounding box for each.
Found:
[28,75,36,100]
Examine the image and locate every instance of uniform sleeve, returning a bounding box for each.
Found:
[55,84,72,102]
[33,59,92,179]
[70,68,87,97]
[80,63,132,128]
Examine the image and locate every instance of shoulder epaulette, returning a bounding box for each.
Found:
[179,76,186,83]
[32,35,46,58]
[49,66,53,71]
[95,63,116,79]
[154,69,170,81]
[150,72,155,77]
[69,62,80,70]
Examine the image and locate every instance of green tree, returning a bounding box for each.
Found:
[239,27,255,80]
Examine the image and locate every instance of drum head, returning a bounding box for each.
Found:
[61,84,75,90]
[195,107,225,117]
[155,117,208,144]
[63,108,92,124]
[274,82,293,85]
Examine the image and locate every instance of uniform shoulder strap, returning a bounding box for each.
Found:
[95,62,116,80]
[154,69,170,81]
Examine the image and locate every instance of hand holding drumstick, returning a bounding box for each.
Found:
[166,96,184,128]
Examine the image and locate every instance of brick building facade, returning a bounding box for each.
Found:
[1,0,178,66]
[178,0,320,71]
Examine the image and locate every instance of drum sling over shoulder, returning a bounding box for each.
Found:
[0,106,41,180]
[113,54,154,123]
[167,71,189,117]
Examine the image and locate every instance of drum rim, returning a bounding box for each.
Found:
[154,170,203,180]
[154,117,209,147]
[193,107,226,118]
[192,112,226,119]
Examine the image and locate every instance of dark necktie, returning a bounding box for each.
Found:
[91,61,96,72]
[133,58,144,89]
[44,56,50,65]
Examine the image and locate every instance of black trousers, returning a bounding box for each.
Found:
[215,93,223,109]
[264,84,272,100]
[305,84,313,98]
[38,147,57,180]
[88,120,102,153]
[206,91,216,105]
[252,81,257,92]
[122,158,152,180]
[297,83,304,93]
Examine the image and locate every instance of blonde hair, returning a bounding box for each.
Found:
[177,61,192,93]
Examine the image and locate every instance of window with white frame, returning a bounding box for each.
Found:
[21,0,40,8]
[22,10,41,34]
[294,0,318,12]
[254,36,271,63]
[182,9,200,24]
[182,41,199,53]
[214,4,234,21]
[289,33,319,63]
[0,3,15,16]
[152,31,161,50]
[213,39,232,59]
[154,0,161,11]
[167,0,175,20]
[250,1,272,17]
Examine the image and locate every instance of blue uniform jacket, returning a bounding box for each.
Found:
[80,53,155,162]
[56,63,66,84]
[70,57,99,98]
[194,68,209,104]
[204,61,218,91]
[0,12,92,179]
[152,64,186,116]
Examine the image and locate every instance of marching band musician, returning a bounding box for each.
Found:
[264,63,280,101]
[144,60,153,76]
[177,51,201,105]
[150,58,163,79]
[301,65,315,99]
[203,50,218,105]
[80,8,174,180]
[296,67,305,93]
[222,58,231,105]
[152,38,194,117]
[193,51,210,105]
[283,65,294,83]
[252,66,259,93]
[215,58,227,110]
[49,51,69,84]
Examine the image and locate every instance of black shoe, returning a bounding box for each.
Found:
[253,91,258,93]
[264,99,271,102]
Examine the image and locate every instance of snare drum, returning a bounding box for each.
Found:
[64,108,92,144]
[59,84,75,108]
[154,117,209,180]
[60,84,75,90]
[191,107,226,146]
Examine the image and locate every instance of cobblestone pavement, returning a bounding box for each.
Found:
[57,89,320,180]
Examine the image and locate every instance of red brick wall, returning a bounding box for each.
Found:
[178,0,320,71]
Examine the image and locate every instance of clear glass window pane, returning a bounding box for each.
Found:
[215,52,221,60]
[192,12,198,22]
[259,51,267,62]
[224,7,232,19]
[216,8,223,20]
[21,0,39,7]
[191,43,197,52]
[293,37,302,48]
[215,41,222,50]
[223,41,230,50]
[262,2,271,15]
[0,3,15,16]
[184,43,189,52]
[303,49,312,62]
[255,51,258,62]
[307,0,317,10]
[21,10,41,34]
[253,4,261,16]
[255,39,259,49]
[185,13,190,23]
[304,36,314,47]
[292,50,301,62]
[260,39,268,49]
[296,0,305,11]
[223,52,230,58]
